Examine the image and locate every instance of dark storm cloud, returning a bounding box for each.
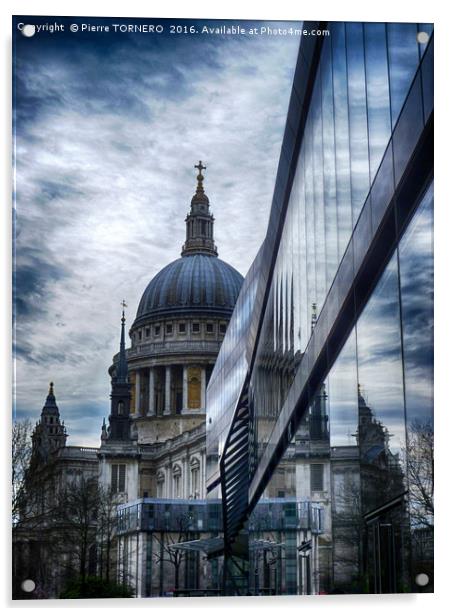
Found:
[13,247,68,319]
[35,180,86,205]
[13,72,65,127]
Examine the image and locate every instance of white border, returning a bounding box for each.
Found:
[2,1,450,614]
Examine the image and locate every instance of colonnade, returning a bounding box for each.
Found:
[133,364,207,415]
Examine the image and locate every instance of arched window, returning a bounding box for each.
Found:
[156,471,165,498]
[172,464,182,499]
[190,458,201,499]
[118,400,124,415]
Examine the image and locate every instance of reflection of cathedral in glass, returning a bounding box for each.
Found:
[207,20,433,596]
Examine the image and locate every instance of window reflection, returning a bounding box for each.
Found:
[346,22,370,224]
[399,185,433,427]
[248,21,433,472]
[329,330,358,447]
[211,21,433,595]
[331,22,353,261]
[356,253,406,509]
[312,79,327,308]
[398,184,434,590]
[364,23,391,179]
[356,253,410,592]
[321,36,339,290]
[388,23,419,128]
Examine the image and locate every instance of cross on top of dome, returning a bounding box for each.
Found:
[195,160,206,175]
[192,160,208,205]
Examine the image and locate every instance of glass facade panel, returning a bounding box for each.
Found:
[387,23,420,128]
[364,23,392,180]
[312,79,327,308]
[399,185,433,427]
[250,16,431,465]
[421,37,433,123]
[207,21,433,596]
[356,253,406,511]
[206,250,261,487]
[370,142,395,233]
[328,330,358,448]
[304,122,317,321]
[331,22,353,260]
[346,22,370,224]
[321,37,339,290]
[249,22,431,464]
[399,185,434,591]
[354,253,410,593]
[247,18,433,472]
[392,70,424,185]
[417,24,433,57]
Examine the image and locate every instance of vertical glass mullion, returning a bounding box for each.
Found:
[298,150,308,352]
[332,22,353,261]
[387,22,419,129]
[321,34,338,292]
[312,78,327,313]
[304,117,316,335]
[364,22,392,182]
[346,22,370,224]
[292,168,302,355]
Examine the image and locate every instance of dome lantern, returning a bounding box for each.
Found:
[181,161,218,257]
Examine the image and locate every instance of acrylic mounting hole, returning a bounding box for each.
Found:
[22,24,36,37]
[415,573,430,587]
[416,31,429,44]
[21,579,36,593]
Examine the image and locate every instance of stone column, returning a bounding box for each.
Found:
[165,464,171,499]
[164,366,171,415]
[200,366,206,410]
[148,368,155,415]
[200,451,205,499]
[135,370,141,415]
[182,366,188,411]
[182,455,189,499]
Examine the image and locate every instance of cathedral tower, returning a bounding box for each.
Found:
[107,303,132,441]
[31,382,67,461]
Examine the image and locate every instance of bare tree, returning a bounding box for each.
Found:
[330,471,364,590]
[97,487,119,582]
[12,419,33,525]
[405,419,434,529]
[12,437,69,598]
[152,514,192,594]
[55,476,100,586]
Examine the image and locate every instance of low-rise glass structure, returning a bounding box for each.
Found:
[207,20,433,594]
[116,497,324,596]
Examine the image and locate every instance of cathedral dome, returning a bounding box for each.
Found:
[134,253,243,323]
[132,161,244,327]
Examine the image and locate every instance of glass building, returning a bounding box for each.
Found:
[207,20,433,594]
[116,497,323,596]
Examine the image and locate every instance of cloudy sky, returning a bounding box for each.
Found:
[12,16,301,446]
